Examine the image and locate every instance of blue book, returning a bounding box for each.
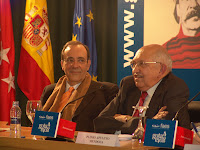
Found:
[31,111,61,138]
[143,119,178,149]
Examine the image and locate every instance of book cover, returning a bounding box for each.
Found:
[143,119,178,149]
[31,111,61,138]
[57,118,76,139]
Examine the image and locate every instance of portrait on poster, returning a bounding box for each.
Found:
[144,0,200,69]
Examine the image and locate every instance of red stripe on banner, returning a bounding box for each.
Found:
[17,46,51,100]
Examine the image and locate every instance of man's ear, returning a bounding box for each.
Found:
[158,64,167,78]
[61,60,64,71]
[160,64,167,75]
[87,60,91,71]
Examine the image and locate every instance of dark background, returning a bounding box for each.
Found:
[10,0,118,126]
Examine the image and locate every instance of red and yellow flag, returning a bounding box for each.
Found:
[17,0,54,100]
[0,0,15,121]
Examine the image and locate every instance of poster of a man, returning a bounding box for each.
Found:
[118,0,199,99]
[163,0,200,69]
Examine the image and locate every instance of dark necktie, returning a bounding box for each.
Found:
[133,91,148,117]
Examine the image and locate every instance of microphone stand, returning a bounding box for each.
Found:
[172,91,200,121]
[61,85,104,114]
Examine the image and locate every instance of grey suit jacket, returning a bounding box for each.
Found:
[94,73,191,134]
[40,80,119,132]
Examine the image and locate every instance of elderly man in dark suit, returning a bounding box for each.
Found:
[94,44,191,134]
[41,40,119,132]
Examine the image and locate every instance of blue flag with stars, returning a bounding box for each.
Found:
[72,0,97,81]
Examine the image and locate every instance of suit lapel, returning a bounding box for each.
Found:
[127,89,141,115]
[146,89,163,118]
[146,74,169,118]
[73,81,101,118]
[120,82,140,115]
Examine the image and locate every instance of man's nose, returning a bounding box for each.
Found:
[72,60,80,67]
[132,64,140,74]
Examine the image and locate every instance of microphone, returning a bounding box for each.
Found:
[61,85,104,114]
[172,91,200,121]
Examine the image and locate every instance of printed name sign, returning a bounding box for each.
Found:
[184,144,200,150]
[31,111,61,138]
[143,119,178,149]
[76,132,120,147]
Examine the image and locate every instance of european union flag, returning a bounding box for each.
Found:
[72,0,97,81]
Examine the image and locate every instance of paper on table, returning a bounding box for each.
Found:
[0,128,10,132]
[118,134,132,141]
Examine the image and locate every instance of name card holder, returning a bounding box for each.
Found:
[143,119,193,149]
[31,111,61,138]
[184,144,200,150]
[57,118,76,139]
[144,119,178,149]
[32,111,76,139]
[76,132,120,147]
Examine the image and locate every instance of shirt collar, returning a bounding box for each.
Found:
[66,81,81,91]
[146,79,162,98]
[177,26,200,38]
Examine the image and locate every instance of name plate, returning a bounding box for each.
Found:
[32,111,61,138]
[57,118,76,139]
[144,119,178,149]
[76,132,120,147]
[184,144,200,150]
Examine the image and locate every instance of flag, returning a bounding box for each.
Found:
[72,0,97,81]
[17,0,54,100]
[0,0,15,122]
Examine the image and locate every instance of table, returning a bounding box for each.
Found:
[0,121,39,139]
[0,121,157,150]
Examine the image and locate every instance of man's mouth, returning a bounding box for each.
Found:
[134,74,143,79]
[70,70,81,74]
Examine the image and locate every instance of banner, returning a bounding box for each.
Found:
[117,0,144,85]
[117,0,200,100]
[0,0,15,122]
[17,0,54,100]
[72,0,97,81]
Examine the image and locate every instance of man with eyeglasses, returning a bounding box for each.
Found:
[41,40,119,132]
[94,44,190,134]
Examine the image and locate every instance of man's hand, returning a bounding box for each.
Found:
[114,114,132,123]
[153,106,168,119]
[193,132,200,144]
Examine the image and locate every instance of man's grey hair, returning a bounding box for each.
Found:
[152,46,173,71]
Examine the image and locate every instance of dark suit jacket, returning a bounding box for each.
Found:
[40,80,119,132]
[94,73,191,134]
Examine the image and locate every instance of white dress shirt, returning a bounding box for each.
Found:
[132,79,162,117]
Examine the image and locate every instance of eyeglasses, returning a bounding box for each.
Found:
[63,57,87,65]
[130,61,161,69]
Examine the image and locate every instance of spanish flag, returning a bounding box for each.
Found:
[17,0,54,100]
